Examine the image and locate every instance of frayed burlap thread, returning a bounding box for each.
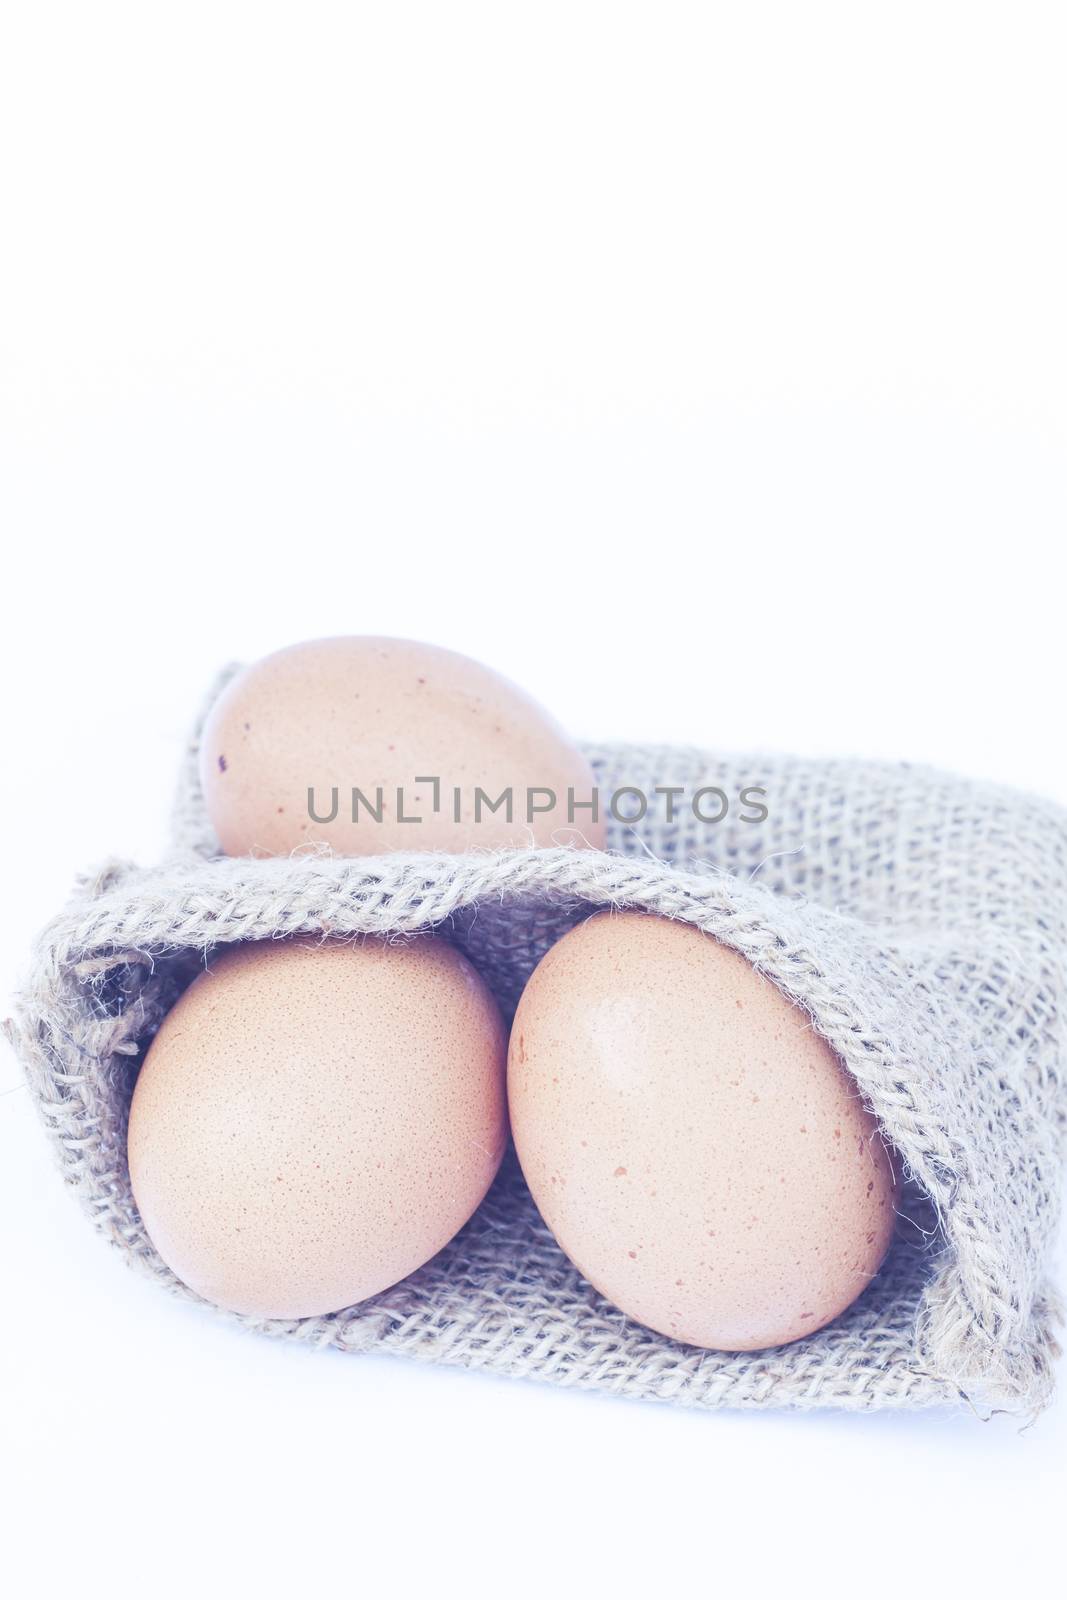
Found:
[8,674,1067,1414]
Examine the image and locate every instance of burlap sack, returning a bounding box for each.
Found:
[8,672,1067,1414]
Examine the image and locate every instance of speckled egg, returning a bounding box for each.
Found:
[508,911,897,1350]
[200,636,605,856]
[128,934,507,1319]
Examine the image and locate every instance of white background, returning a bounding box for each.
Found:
[2,3,1065,1594]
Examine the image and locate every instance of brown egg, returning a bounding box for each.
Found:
[128,935,507,1319]
[200,636,605,856]
[508,912,897,1350]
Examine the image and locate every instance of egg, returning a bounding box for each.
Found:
[200,636,605,856]
[508,912,897,1350]
[128,934,507,1319]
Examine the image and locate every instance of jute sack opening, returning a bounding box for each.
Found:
[9,672,1067,1414]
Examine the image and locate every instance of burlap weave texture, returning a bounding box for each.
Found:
[9,676,1067,1414]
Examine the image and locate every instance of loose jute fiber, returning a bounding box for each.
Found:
[8,671,1067,1414]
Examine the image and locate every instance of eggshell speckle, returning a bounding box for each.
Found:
[508,912,897,1350]
[200,636,605,856]
[128,935,507,1319]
